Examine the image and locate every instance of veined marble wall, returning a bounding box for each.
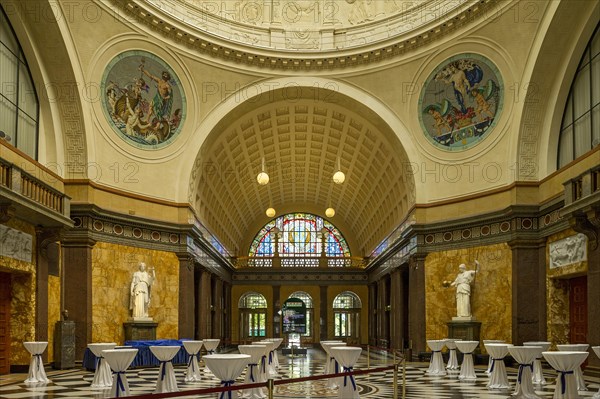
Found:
[546,229,587,346]
[0,219,36,365]
[48,274,61,362]
[91,242,179,343]
[425,244,512,345]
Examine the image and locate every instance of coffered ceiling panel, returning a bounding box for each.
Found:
[191,87,415,256]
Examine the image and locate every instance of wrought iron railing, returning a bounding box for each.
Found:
[235,256,367,269]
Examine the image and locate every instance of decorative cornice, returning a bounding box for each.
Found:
[108,0,503,72]
[233,268,367,285]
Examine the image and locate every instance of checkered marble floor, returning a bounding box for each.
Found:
[0,349,599,398]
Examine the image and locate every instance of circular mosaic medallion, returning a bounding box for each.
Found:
[101,50,186,149]
[418,54,503,151]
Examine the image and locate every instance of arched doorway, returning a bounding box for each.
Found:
[239,292,267,343]
[333,291,362,344]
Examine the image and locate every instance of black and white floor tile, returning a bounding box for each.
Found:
[0,349,598,398]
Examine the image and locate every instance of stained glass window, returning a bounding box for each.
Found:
[249,213,350,257]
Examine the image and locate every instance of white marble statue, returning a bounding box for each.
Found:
[449,260,480,318]
[130,262,155,319]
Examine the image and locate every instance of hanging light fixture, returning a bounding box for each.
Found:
[325,207,335,218]
[257,157,269,185]
[266,207,276,217]
[333,156,345,184]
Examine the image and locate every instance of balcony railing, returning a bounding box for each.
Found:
[235,256,366,269]
[0,159,69,218]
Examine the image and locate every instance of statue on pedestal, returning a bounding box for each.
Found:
[445,260,480,319]
[130,262,155,320]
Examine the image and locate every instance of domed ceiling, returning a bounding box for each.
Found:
[112,0,498,69]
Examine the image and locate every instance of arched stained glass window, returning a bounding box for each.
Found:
[239,292,267,309]
[249,213,350,257]
[333,291,362,309]
[333,291,361,339]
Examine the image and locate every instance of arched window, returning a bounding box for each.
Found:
[249,213,350,257]
[239,292,267,339]
[288,291,313,339]
[0,6,39,159]
[558,24,600,168]
[333,291,362,340]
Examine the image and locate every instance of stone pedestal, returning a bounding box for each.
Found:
[54,321,76,369]
[447,320,482,351]
[124,321,158,341]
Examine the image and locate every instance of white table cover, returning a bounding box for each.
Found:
[444,339,460,370]
[257,340,279,377]
[182,340,204,383]
[255,344,270,385]
[238,345,268,399]
[426,340,446,376]
[204,354,251,399]
[88,342,117,388]
[542,351,588,399]
[320,341,344,374]
[322,341,347,388]
[508,346,542,399]
[330,347,362,399]
[523,341,551,385]
[23,341,50,384]
[455,341,479,380]
[150,345,180,393]
[592,346,600,399]
[203,339,221,374]
[485,343,511,389]
[483,340,505,374]
[265,338,283,369]
[102,349,138,398]
[557,344,589,391]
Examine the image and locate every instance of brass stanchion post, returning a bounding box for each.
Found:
[402,357,406,399]
[268,378,274,399]
[393,362,398,399]
[367,345,370,369]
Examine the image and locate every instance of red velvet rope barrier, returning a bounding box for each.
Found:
[113,364,397,398]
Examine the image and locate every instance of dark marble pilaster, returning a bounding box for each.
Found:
[319,286,327,341]
[368,283,377,346]
[177,255,195,340]
[390,267,408,350]
[212,277,223,339]
[509,238,547,344]
[198,267,212,339]
[408,254,426,359]
[61,236,95,360]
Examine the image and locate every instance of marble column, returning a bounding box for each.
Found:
[368,283,377,347]
[197,267,212,338]
[572,212,600,367]
[212,277,223,339]
[320,286,328,340]
[223,281,231,344]
[34,228,62,348]
[390,267,408,351]
[509,238,547,344]
[377,277,389,347]
[62,236,96,359]
[408,254,426,359]
[177,255,195,340]
[272,285,280,337]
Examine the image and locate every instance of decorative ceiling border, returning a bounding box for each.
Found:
[108,0,503,71]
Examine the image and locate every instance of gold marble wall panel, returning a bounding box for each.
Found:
[1,219,37,365]
[91,242,179,343]
[48,275,61,362]
[546,229,587,346]
[231,286,273,343]
[425,244,512,344]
